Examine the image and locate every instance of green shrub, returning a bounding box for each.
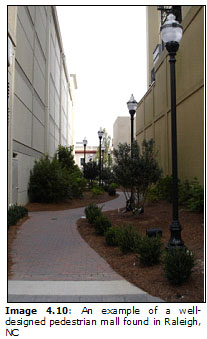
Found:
[28,156,70,203]
[103,184,109,192]
[84,204,103,224]
[138,236,163,266]
[28,147,87,203]
[93,215,112,235]
[8,204,28,227]
[105,226,124,246]
[178,179,191,205]
[183,178,204,213]
[91,186,104,196]
[68,172,87,198]
[153,176,204,213]
[178,178,204,212]
[146,186,159,203]
[156,175,174,202]
[56,145,86,198]
[108,183,117,196]
[118,225,141,254]
[163,247,195,285]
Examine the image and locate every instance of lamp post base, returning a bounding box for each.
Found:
[166,220,185,249]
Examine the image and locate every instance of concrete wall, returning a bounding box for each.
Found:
[137,6,204,185]
[8,6,76,205]
[8,6,17,205]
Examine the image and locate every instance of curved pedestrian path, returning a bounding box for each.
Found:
[8,192,163,302]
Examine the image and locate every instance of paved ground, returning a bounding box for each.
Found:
[8,193,164,302]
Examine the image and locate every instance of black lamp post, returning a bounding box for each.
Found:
[101,146,105,185]
[127,94,138,210]
[83,137,87,177]
[108,149,111,167]
[98,128,104,186]
[161,13,184,249]
[127,94,138,158]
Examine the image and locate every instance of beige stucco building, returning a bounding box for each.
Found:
[8,6,77,205]
[113,116,136,150]
[136,6,204,185]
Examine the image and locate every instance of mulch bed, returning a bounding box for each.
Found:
[77,200,204,303]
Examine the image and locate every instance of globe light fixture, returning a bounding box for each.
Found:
[127,94,138,152]
[127,94,138,114]
[98,127,104,139]
[83,137,88,147]
[160,13,183,47]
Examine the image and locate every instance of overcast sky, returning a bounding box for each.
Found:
[57,5,147,146]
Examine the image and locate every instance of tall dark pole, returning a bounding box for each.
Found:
[101,147,105,185]
[99,137,102,185]
[108,150,111,167]
[129,110,135,209]
[83,138,87,178]
[129,111,135,158]
[98,129,104,186]
[166,41,184,249]
[83,144,86,177]
[160,13,184,248]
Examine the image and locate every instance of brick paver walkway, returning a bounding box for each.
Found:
[8,192,164,302]
[9,194,126,281]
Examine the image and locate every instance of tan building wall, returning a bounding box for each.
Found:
[8,6,77,205]
[137,6,204,185]
[146,6,160,87]
[113,116,136,150]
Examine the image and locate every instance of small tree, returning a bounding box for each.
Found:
[113,142,134,207]
[134,139,162,211]
[113,139,161,212]
[56,145,76,173]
